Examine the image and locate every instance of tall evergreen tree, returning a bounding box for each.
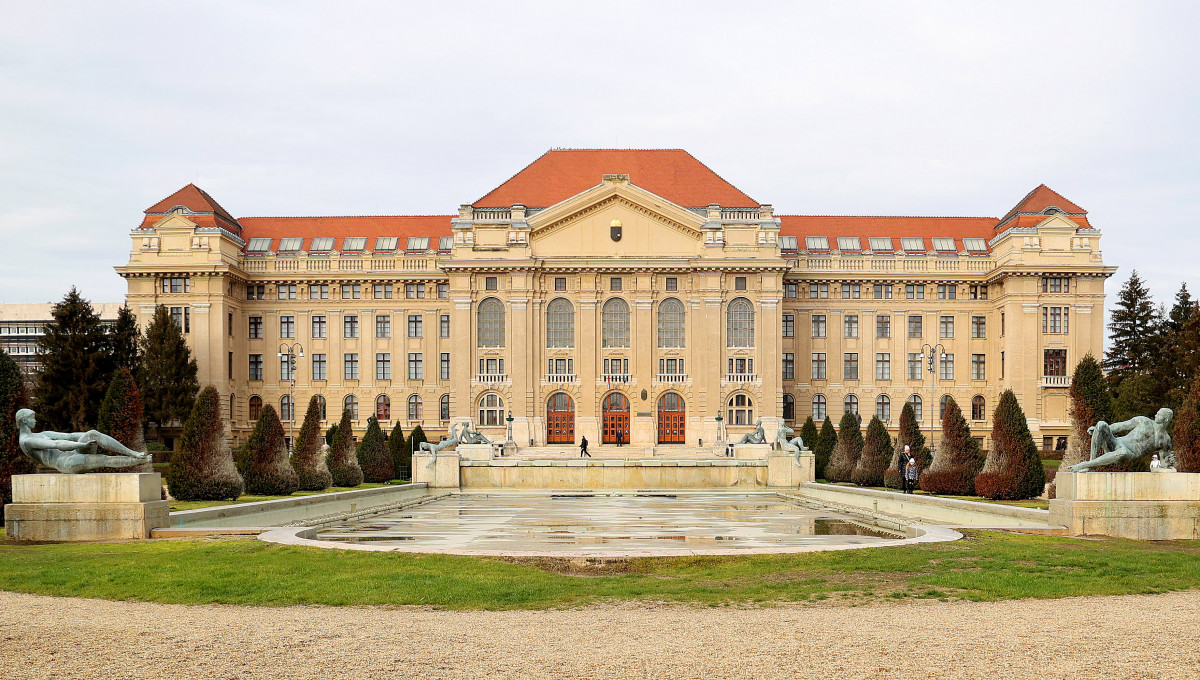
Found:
[139,305,199,428]
[1173,375,1200,473]
[799,416,818,454]
[920,395,981,495]
[387,421,408,480]
[109,305,142,375]
[851,416,892,487]
[326,409,363,487]
[242,404,299,496]
[0,349,34,516]
[357,416,393,483]
[975,390,1045,500]
[1113,372,1160,423]
[96,367,150,472]
[824,411,863,483]
[885,401,926,490]
[408,424,429,461]
[1105,271,1160,390]
[813,416,837,479]
[292,395,332,491]
[1064,353,1114,470]
[35,288,113,430]
[167,386,243,501]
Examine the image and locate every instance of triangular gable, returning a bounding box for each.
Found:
[998,184,1086,228]
[143,184,241,233]
[527,178,706,240]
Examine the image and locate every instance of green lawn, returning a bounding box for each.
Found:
[0,532,1196,609]
[169,482,399,512]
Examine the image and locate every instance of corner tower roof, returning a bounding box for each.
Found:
[141,183,242,233]
[997,184,1088,228]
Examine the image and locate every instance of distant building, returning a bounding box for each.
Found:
[0,302,125,382]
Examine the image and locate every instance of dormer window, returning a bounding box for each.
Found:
[246,238,271,253]
[805,236,829,251]
[868,237,893,252]
[406,237,430,252]
[901,237,925,253]
[374,237,398,252]
[278,237,302,253]
[778,235,798,251]
[963,238,987,254]
[932,237,956,253]
[310,237,335,252]
[342,237,367,252]
[438,236,453,251]
[837,236,862,252]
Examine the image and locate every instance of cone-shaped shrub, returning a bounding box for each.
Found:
[327,409,362,488]
[920,395,982,495]
[884,402,926,490]
[975,390,1045,500]
[1,349,34,516]
[408,424,428,459]
[95,367,151,472]
[388,421,408,480]
[813,416,837,479]
[292,396,332,491]
[1174,375,1200,473]
[799,417,818,453]
[358,416,393,483]
[851,416,892,487]
[167,386,243,501]
[242,404,299,496]
[824,411,863,483]
[1064,353,1115,470]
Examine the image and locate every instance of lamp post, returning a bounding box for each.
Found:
[715,414,725,455]
[920,342,946,458]
[505,410,514,443]
[278,342,304,452]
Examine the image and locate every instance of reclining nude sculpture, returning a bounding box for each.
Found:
[1068,408,1175,473]
[15,408,152,474]
[420,421,491,465]
[772,421,809,463]
[737,419,766,445]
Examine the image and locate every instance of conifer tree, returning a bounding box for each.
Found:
[813,416,837,479]
[1113,372,1160,423]
[292,396,332,491]
[1173,375,1200,473]
[1064,353,1114,470]
[167,386,243,501]
[36,288,113,430]
[975,390,1045,500]
[357,416,393,483]
[326,409,363,488]
[824,411,863,483]
[325,424,339,446]
[0,349,34,516]
[799,416,818,454]
[96,367,150,472]
[408,424,429,461]
[242,404,299,496]
[851,415,892,487]
[884,401,926,490]
[387,421,408,480]
[1105,271,1160,391]
[139,305,199,428]
[920,395,981,495]
[109,305,142,375]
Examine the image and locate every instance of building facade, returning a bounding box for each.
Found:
[0,303,124,383]
[116,149,1114,450]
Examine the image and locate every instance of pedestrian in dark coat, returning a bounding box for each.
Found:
[904,457,919,494]
[580,436,590,457]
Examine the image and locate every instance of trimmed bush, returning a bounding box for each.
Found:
[975,390,1045,500]
[813,416,837,479]
[1174,375,1200,473]
[799,417,818,454]
[242,404,299,496]
[388,421,408,480]
[920,395,982,495]
[824,411,863,483]
[884,401,926,490]
[96,367,151,473]
[408,424,428,460]
[1,349,34,516]
[167,386,244,501]
[851,416,892,487]
[292,396,332,491]
[358,416,393,483]
[326,409,363,488]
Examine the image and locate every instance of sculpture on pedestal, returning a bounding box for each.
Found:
[1069,408,1176,472]
[737,419,766,445]
[15,408,152,474]
[420,422,491,465]
[772,421,809,463]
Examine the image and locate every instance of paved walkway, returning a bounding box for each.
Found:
[3,590,1197,679]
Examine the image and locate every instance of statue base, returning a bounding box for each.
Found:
[733,444,771,460]
[767,453,815,487]
[412,453,461,488]
[1049,472,1200,540]
[4,473,169,541]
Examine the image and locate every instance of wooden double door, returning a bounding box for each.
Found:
[547,392,575,444]
[657,392,686,444]
[602,392,630,444]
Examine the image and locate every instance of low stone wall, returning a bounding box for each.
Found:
[1050,472,1200,540]
[794,483,1054,528]
[169,483,432,528]
[459,458,768,490]
[5,473,169,541]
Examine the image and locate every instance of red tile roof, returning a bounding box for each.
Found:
[779,215,1000,253]
[473,149,758,208]
[143,183,242,232]
[998,184,1087,225]
[236,215,454,252]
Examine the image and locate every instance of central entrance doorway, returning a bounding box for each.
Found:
[657,392,686,444]
[546,392,575,444]
[601,392,630,444]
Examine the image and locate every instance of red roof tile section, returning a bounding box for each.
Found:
[779,215,1001,253]
[474,149,758,208]
[142,184,242,232]
[998,184,1087,226]
[237,216,454,252]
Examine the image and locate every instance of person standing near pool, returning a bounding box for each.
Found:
[904,456,919,494]
[580,435,590,457]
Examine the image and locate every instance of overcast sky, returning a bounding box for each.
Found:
[2,1,1197,321]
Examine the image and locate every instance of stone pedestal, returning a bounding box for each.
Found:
[767,452,815,487]
[457,444,493,461]
[733,443,771,460]
[411,453,461,488]
[1049,472,1200,540]
[4,473,169,541]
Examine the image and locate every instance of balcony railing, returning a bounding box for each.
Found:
[545,373,576,383]
[474,373,508,383]
[600,373,631,383]
[724,373,758,383]
[1040,375,1072,388]
[656,373,689,383]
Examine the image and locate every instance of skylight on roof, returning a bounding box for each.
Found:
[374,237,398,251]
[932,237,956,252]
[278,237,302,252]
[778,235,798,250]
[342,237,367,252]
[246,238,272,253]
[963,238,988,253]
[805,236,829,250]
[837,236,862,251]
[310,237,334,252]
[900,237,925,252]
[868,237,893,252]
[438,236,454,251]
[407,237,430,251]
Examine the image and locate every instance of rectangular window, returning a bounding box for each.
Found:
[937,284,957,299]
[940,315,954,339]
[782,353,795,380]
[1043,306,1070,334]
[340,283,361,299]
[604,358,630,375]
[809,283,829,299]
[440,352,450,380]
[971,354,986,380]
[162,276,190,293]
[376,353,391,380]
[784,282,798,298]
[873,284,892,299]
[484,277,497,291]
[406,283,426,299]
[1042,277,1070,293]
[970,285,988,300]
[908,315,923,338]
[610,277,622,292]
[437,283,448,298]
[725,358,754,375]
[972,316,986,338]
[1001,311,1005,336]
[551,277,566,292]
[905,284,924,300]
[876,314,891,338]
[248,316,263,339]
[440,314,450,338]
[876,353,891,380]
[844,314,859,338]
[344,353,359,380]
[408,353,423,380]
[811,353,826,380]
[908,353,922,380]
[1045,349,1067,376]
[228,351,233,379]
[480,358,505,375]
[311,315,327,339]
[406,314,422,338]
[280,355,293,381]
[376,315,391,338]
[844,353,859,380]
[248,354,263,381]
[782,314,794,338]
[280,315,294,339]
[277,284,297,300]
[1001,351,1005,379]
[841,283,861,299]
[735,276,747,291]
[343,315,359,338]
[660,358,684,374]
[939,353,954,380]
[312,353,327,380]
[373,283,393,299]
[247,284,265,300]
[812,314,827,338]
[170,307,190,333]
[664,276,678,292]
[309,284,329,300]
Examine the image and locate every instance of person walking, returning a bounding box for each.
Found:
[904,456,919,494]
[580,436,590,457]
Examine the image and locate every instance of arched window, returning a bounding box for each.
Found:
[229,394,235,422]
[478,393,504,426]
[783,394,795,421]
[972,395,986,421]
[876,394,891,421]
[549,392,574,411]
[376,394,391,420]
[440,394,451,421]
[845,394,859,416]
[407,394,422,421]
[315,394,326,420]
[907,394,922,422]
[657,298,686,348]
[546,298,574,348]
[940,394,953,419]
[477,298,505,347]
[602,298,630,348]
[249,395,262,421]
[727,394,754,425]
[812,394,827,421]
[280,395,294,421]
[344,395,359,420]
[726,298,754,347]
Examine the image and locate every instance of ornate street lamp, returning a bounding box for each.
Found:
[278,342,304,452]
[920,342,946,459]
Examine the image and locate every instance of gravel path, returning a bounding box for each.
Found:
[2,590,1198,679]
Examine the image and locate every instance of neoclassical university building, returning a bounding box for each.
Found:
[117,149,1113,451]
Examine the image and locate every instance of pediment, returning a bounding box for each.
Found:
[1033,213,1084,231]
[149,213,200,230]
